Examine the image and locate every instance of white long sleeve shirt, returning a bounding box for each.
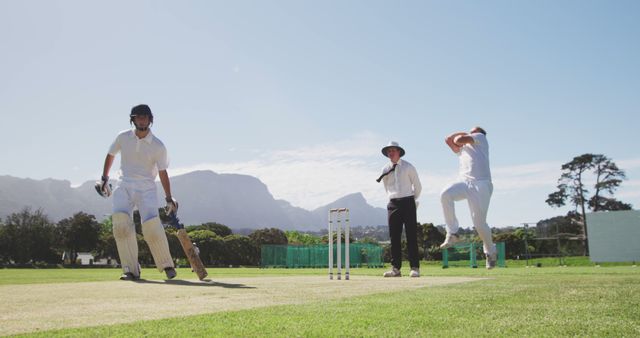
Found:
[381,159,422,200]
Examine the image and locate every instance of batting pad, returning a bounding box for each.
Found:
[142,217,175,271]
[112,212,140,277]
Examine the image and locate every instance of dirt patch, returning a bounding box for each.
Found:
[1,275,482,336]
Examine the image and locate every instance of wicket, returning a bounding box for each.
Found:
[328,208,350,280]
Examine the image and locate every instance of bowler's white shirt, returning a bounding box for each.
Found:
[381,159,422,200]
[458,133,491,181]
[108,129,169,182]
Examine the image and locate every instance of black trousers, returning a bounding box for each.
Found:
[387,196,420,269]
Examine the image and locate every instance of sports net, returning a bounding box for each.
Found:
[442,242,506,268]
[260,244,384,268]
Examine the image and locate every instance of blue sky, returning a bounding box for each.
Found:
[1,1,639,228]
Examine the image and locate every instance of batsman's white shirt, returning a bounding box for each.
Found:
[457,133,491,182]
[381,159,422,200]
[108,129,169,221]
[108,129,169,183]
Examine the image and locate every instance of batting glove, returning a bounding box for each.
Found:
[95,176,112,198]
[165,197,179,215]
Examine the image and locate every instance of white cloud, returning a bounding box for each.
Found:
[173,144,557,208]
[173,132,389,209]
[492,161,561,191]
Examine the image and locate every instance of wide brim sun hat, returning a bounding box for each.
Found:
[381,141,405,157]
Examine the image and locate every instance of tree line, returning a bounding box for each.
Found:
[0,207,285,267]
[0,206,442,267]
[0,207,594,267]
[0,207,330,266]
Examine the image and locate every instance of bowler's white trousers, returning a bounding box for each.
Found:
[440,179,495,255]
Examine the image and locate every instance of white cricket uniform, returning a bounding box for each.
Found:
[109,129,169,222]
[440,133,495,254]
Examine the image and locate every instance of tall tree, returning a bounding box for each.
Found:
[546,154,632,255]
[56,212,101,264]
[1,208,58,264]
[188,229,224,266]
[589,155,631,211]
[249,228,288,246]
[285,230,323,245]
[546,154,594,255]
[224,235,258,266]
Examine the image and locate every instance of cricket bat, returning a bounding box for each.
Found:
[167,212,208,280]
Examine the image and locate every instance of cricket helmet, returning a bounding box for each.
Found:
[130,104,154,130]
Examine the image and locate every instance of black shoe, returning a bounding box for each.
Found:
[119,272,139,281]
[164,267,177,279]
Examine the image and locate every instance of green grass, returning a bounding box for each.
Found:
[4,262,640,337]
[2,256,633,286]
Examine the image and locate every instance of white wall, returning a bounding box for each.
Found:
[586,210,640,263]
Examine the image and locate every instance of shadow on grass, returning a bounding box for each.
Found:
[132,278,255,289]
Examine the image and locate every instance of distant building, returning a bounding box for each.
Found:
[76,253,94,265]
[61,252,117,266]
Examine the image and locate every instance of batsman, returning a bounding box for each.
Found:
[97,104,178,280]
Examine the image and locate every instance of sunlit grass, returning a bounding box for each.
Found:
[4,262,639,337]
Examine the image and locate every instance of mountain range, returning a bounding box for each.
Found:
[0,170,387,230]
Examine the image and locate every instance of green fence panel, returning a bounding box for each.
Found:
[442,242,505,268]
[261,244,383,268]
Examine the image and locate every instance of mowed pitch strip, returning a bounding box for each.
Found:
[1,275,482,335]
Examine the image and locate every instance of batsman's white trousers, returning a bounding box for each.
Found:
[112,180,174,272]
[441,180,495,255]
[142,217,175,271]
[113,180,159,222]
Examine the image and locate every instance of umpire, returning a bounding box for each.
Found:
[377,141,422,277]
